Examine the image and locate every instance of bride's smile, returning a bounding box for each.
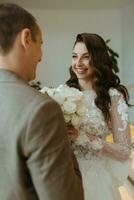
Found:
[71,42,93,80]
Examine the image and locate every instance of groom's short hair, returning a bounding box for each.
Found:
[0,3,39,55]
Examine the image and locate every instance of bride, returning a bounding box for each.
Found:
[66,33,131,200]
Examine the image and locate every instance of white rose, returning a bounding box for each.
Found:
[63,100,77,114]
[77,104,86,116]
[52,92,65,104]
[40,86,47,93]
[47,90,56,98]
[60,105,65,112]
[64,114,71,123]
[57,85,83,101]
[71,114,80,128]
[40,87,56,97]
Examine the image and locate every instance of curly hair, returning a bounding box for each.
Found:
[66,33,130,123]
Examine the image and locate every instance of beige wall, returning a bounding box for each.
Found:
[121,2,134,123]
[122,2,134,86]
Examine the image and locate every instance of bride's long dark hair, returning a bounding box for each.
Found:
[66,33,130,123]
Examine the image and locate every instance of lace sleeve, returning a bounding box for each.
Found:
[102,89,131,161]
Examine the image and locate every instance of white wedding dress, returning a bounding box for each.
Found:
[72,88,131,200]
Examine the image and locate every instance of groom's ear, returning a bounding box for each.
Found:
[20,28,32,51]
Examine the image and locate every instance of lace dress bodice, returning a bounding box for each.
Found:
[72,88,131,161]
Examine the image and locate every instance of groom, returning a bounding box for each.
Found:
[0,3,84,200]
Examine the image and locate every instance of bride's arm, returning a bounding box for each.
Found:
[101,89,131,161]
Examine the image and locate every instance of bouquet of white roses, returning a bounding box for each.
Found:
[40,85,86,129]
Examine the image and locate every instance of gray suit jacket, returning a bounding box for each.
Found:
[0,69,84,200]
